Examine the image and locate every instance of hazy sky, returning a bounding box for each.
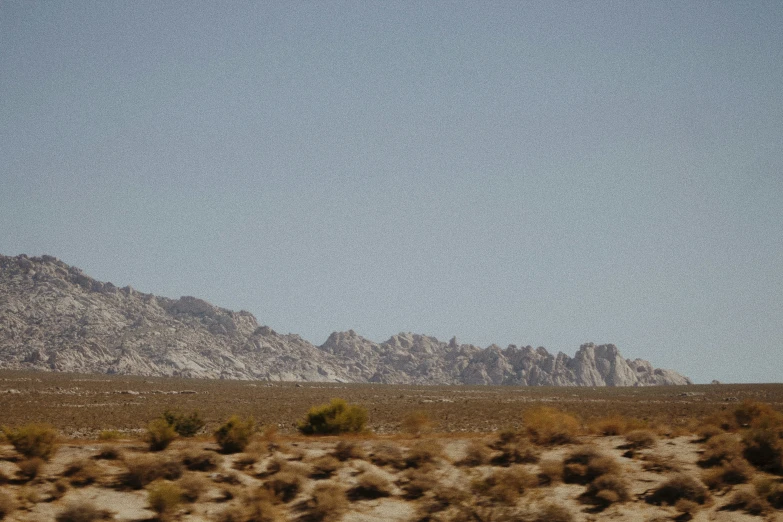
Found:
[2,2,781,384]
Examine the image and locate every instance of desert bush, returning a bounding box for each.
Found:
[233,452,260,471]
[674,499,699,516]
[298,398,368,435]
[17,457,44,481]
[537,458,563,485]
[734,400,777,427]
[349,470,393,500]
[369,441,407,469]
[2,423,58,460]
[401,411,433,437]
[562,446,619,484]
[742,426,783,473]
[699,433,743,467]
[754,476,783,509]
[695,423,725,442]
[309,454,341,479]
[472,465,537,504]
[177,473,208,502]
[0,491,16,520]
[591,415,628,436]
[399,466,437,499]
[726,488,769,516]
[490,429,540,466]
[145,418,177,451]
[647,473,709,506]
[531,503,574,522]
[54,501,113,522]
[264,471,302,503]
[332,440,366,461]
[122,454,183,489]
[147,480,182,519]
[640,453,681,473]
[405,440,444,468]
[701,457,754,490]
[98,430,122,441]
[180,449,221,471]
[162,409,205,437]
[217,490,281,522]
[458,439,491,467]
[63,458,100,487]
[523,407,581,445]
[307,482,348,522]
[583,473,629,508]
[96,445,121,460]
[624,429,657,450]
[50,478,69,500]
[215,416,255,454]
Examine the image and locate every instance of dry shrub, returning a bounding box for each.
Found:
[298,398,368,435]
[458,440,491,467]
[754,477,783,509]
[307,482,348,522]
[63,458,100,487]
[536,459,563,486]
[145,418,177,452]
[647,473,709,506]
[180,449,221,471]
[473,465,537,504]
[674,499,699,516]
[147,480,182,519]
[531,503,574,522]
[591,415,628,436]
[583,473,629,508]
[695,423,725,442]
[742,426,783,473]
[369,442,406,469]
[350,470,392,500]
[401,411,433,437]
[523,407,581,445]
[261,454,288,477]
[2,423,58,460]
[562,446,619,484]
[725,488,769,515]
[734,400,778,428]
[701,457,754,490]
[332,440,366,462]
[212,470,243,485]
[490,430,540,466]
[264,471,302,503]
[98,430,122,441]
[309,454,341,479]
[233,452,260,471]
[122,454,183,489]
[0,491,16,520]
[96,445,121,460]
[17,457,44,481]
[624,429,657,450]
[55,501,113,522]
[50,478,69,500]
[416,484,472,518]
[217,490,281,522]
[640,453,681,473]
[178,473,208,503]
[399,466,436,499]
[699,433,743,468]
[405,440,444,468]
[215,416,255,454]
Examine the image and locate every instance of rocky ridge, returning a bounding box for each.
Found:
[0,254,692,386]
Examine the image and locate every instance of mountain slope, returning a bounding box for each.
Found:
[0,254,691,386]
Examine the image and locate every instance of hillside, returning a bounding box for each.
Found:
[0,254,691,386]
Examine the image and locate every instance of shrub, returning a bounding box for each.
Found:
[180,449,221,471]
[307,482,348,522]
[701,457,754,490]
[490,431,540,466]
[538,458,564,485]
[162,409,205,437]
[405,440,444,468]
[50,478,69,500]
[98,430,122,441]
[473,465,537,504]
[624,430,657,450]
[63,458,100,487]
[298,398,368,435]
[264,471,302,502]
[640,453,681,473]
[647,473,709,506]
[532,503,574,522]
[699,433,743,467]
[215,416,255,454]
[2,423,58,460]
[734,400,777,427]
[146,418,177,451]
[332,440,366,461]
[17,457,44,481]
[592,415,628,436]
[399,467,437,499]
[54,501,113,522]
[0,491,16,520]
[96,446,121,460]
[401,411,433,437]
[369,442,407,469]
[349,471,393,500]
[309,455,341,479]
[742,427,783,473]
[523,407,580,445]
[217,490,281,522]
[562,446,619,484]
[122,454,183,489]
[754,476,783,509]
[177,474,206,503]
[147,481,182,519]
[726,488,769,516]
[458,440,491,467]
[584,473,629,508]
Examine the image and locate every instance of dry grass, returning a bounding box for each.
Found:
[180,448,221,471]
[399,466,437,499]
[490,430,540,466]
[369,441,407,469]
[306,482,348,522]
[405,439,444,468]
[63,458,101,487]
[647,473,709,506]
[17,456,44,481]
[218,490,282,522]
[583,473,629,508]
[50,478,70,500]
[531,503,574,522]
[537,458,563,485]
[308,454,341,479]
[401,411,433,437]
[349,470,393,500]
[122,454,183,489]
[472,465,537,504]
[640,453,681,473]
[178,473,209,502]
[55,500,113,522]
[562,446,620,484]
[523,407,581,445]
[623,429,657,450]
[95,445,121,460]
[457,439,491,466]
[698,433,742,467]
[701,457,754,490]
[264,471,302,503]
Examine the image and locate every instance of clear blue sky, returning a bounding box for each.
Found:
[2,1,781,384]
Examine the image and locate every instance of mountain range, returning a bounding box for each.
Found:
[0,254,692,386]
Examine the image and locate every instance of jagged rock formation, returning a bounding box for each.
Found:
[0,254,692,386]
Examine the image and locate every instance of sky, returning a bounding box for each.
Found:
[1,1,781,384]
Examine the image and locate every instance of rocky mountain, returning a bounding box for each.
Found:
[0,254,692,386]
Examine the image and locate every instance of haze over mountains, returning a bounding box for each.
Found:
[0,254,691,386]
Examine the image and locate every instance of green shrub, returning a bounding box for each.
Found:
[145,418,177,451]
[297,398,368,435]
[147,480,182,518]
[215,415,254,454]
[162,410,205,437]
[2,423,58,460]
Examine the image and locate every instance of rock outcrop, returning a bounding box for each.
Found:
[0,254,692,386]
